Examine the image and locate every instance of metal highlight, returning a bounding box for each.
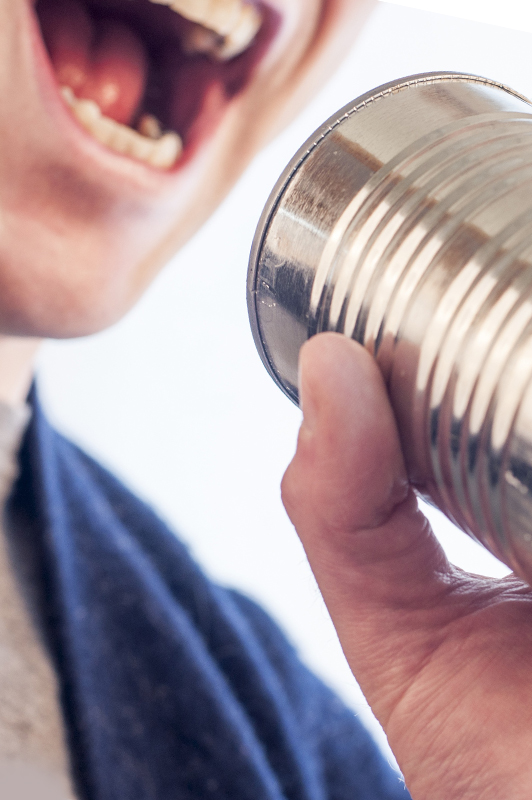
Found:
[248,72,532,582]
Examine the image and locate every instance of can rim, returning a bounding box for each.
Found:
[246,71,532,404]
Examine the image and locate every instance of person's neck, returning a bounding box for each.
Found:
[0,337,41,407]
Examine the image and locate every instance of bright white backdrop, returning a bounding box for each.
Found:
[37,1,532,761]
[384,0,532,34]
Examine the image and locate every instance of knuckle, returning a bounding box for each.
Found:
[281,460,308,523]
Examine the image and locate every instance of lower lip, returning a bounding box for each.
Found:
[26,1,281,184]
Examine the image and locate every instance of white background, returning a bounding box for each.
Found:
[37,1,532,761]
[384,0,532,35]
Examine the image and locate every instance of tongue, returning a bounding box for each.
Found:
[39,0,148,126]
[80,20,148,126]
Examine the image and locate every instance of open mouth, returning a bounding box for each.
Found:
[33,0,277,172]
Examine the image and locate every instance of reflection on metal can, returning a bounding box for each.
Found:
[248,72,532,583]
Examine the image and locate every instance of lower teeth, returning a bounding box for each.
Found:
[61,86,183,170]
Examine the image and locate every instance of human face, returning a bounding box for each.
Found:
[0,0,373,338]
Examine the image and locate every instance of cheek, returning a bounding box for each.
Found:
[259,0,322,82]
[267,0,322,41]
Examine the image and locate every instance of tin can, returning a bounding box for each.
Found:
[247,72,532,581]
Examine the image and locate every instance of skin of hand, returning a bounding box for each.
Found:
[282,332,532,800]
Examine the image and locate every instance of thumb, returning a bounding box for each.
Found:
[282,332,458,726]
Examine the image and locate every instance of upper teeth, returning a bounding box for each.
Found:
[149,0,261,59]
[211,4,262,60]
[61,87,183,170]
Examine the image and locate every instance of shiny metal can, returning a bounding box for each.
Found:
[247,72,532,582]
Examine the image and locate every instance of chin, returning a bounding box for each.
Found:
[0,240,144,339]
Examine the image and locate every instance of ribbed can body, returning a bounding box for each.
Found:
[247,73,532,581]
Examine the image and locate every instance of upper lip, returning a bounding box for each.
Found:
[30,0,277,181]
